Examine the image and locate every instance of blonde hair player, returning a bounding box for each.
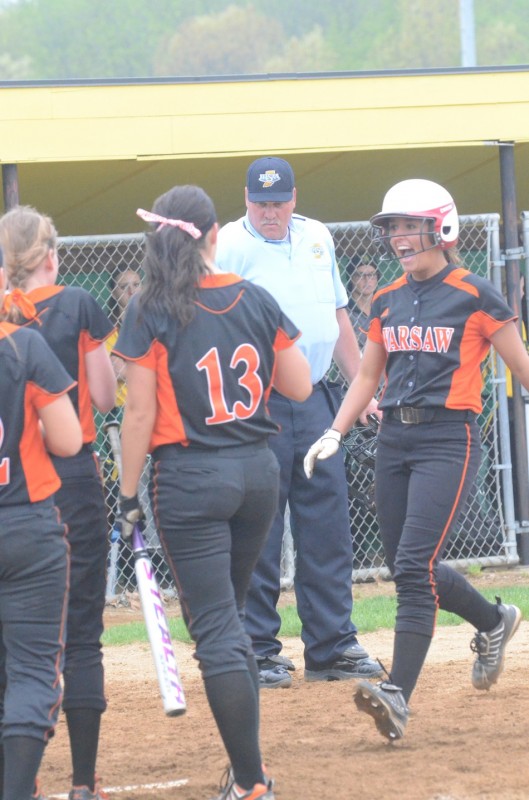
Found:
[0,206,116,799]
[0,261,82,799]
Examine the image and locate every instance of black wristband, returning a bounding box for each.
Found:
[119,493,140,514]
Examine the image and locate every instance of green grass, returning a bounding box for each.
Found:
[102,585,529,647]
[102,616,193,647]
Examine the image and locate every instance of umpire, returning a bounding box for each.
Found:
[216,156,382,686]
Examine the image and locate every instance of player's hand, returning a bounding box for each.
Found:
[358,397,381,425]
[303,429,343,479]
[118,493,145,541]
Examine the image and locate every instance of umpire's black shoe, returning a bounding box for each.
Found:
[256,655,294,689]
[354,680,409,741]
[471,597,522,691]
[304,645,383,682]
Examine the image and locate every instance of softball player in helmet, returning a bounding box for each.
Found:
[0,265,82,799]
[305,178,529,741]
[116,185,311,800]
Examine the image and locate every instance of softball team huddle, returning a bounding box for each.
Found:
[0,168,526,800]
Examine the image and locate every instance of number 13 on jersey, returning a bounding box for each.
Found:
[197,344,263,425]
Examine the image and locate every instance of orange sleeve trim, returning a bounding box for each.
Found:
[112,340,158,369]
[273,328,302,353]
[77,330,96,443]
[367,317,384,345]
[84,330,116,351]
[21,384,62,502]
[31,380,77,409]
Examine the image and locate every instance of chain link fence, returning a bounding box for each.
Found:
[57,214,519,600]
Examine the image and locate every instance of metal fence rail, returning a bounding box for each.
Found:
[56,213,519,599]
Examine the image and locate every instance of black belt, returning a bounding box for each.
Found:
[385,407,476,424]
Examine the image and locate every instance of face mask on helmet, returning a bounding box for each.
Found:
[342,417,378,512]
[370,179,459,259]
[342,416,378,471]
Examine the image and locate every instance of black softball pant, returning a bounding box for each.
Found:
[150,441,280,676]
[375,417,482,638]
[52,448,108,713]
[0,499,69,741]
[150,441,280,788]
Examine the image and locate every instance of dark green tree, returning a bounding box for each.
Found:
[0,0,528,81]
[0,0,202,79]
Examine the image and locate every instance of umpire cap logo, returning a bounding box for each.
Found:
[260,170,281,188]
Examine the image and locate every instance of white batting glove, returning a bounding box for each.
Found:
[303,429,343,479]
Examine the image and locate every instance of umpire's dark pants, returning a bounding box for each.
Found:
[244,385,360,670]
[375,417,482,637]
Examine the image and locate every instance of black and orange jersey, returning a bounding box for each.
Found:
[19,285,115,444]
[114,273,301,450]
[0,322,76,505]
[368,264,515,413]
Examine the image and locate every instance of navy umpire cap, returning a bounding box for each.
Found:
[246,157,295,202]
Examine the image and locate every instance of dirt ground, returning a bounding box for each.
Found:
[39,568,529,800]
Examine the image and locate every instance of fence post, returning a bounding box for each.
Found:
[499,141,529,563]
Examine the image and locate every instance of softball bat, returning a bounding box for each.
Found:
[132,523,186,716]
[104,421,123,600]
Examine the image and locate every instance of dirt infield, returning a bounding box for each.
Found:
[39,570,529,800]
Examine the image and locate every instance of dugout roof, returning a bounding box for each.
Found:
[1,66,529,236]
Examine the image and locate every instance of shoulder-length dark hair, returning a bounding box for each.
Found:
[139,185,216,326]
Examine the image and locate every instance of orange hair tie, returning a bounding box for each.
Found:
[3,288,37,320]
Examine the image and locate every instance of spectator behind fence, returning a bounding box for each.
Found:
[216,156,382,688]
[106,265,142,403]
[346,256,379,351]
[103,265,142,511]
[0,206,116,800]
[103,264,163,591]
[304,178,529,742]
[0,264,82,800]
[116,184,311,800]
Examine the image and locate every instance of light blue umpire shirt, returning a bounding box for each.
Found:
[216,213,348,385]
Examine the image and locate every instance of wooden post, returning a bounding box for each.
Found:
[2,164,20,210]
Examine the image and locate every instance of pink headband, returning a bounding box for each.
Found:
[136,208,202,239]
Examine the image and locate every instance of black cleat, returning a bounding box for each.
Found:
[354,680,409,741]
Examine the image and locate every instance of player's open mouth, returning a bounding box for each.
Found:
[397,246,416,260]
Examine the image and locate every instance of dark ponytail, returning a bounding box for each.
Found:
[139,185,217,326]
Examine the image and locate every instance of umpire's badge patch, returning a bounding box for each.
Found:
[259,170,281,188]
[311,243,325,259]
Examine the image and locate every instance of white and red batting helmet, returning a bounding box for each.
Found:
[370,178,460,251]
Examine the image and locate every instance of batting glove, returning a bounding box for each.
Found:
[303,428,343,479]
[118,493,145,541]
